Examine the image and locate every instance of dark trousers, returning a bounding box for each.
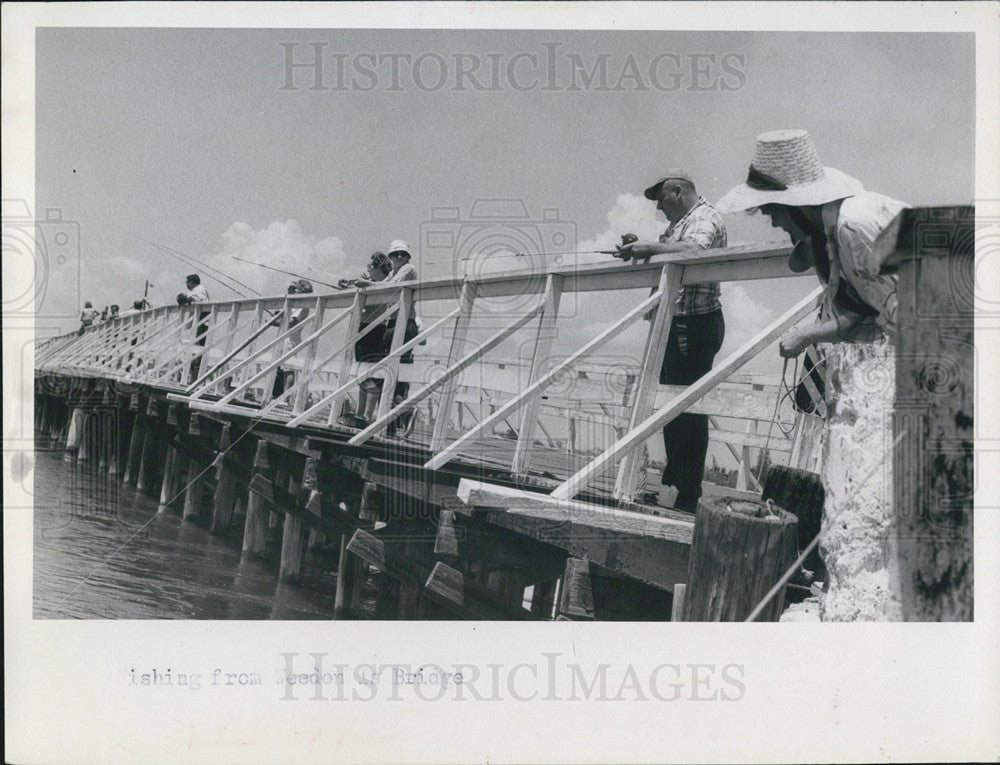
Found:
[659,309,725,508]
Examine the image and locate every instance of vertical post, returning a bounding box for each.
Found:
[333,291,364,419]
[65,406,85,459]
[122,396,146,485]
[76,409,93,462]
[512,274,563,475]
[242,439,271,557]
[614,264,680,501]
[670,583,687,622]
[334,533,356,619]
[375,287,414,421]
[735,420,757,492]
[158,404,182,512]
[279,469,307,583]
[293,296,326,414]
[262,295,291,404]
[429,281,476,452]
[135,400,160,494]
[210,423,238,534]
[182,414,206,521]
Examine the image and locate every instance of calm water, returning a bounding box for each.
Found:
[33,435,343,619]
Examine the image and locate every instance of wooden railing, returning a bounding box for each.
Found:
[35,242,822,502]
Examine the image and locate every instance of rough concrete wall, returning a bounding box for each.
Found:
[819,342,902,621]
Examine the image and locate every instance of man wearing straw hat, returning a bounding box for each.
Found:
[717,129,908,620]
[617,170,727,513]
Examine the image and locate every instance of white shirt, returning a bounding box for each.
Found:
[186,284,209,303]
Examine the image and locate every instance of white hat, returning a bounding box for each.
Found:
[387,239,411,256]
[716,129,863,213]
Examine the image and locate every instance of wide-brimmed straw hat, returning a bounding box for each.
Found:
[716,129,863,214]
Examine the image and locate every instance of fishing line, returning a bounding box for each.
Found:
[135,235,260,298]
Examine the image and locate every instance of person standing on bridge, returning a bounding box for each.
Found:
[178,274,210,381]
[271,278,314,398]
[78,302,100,335]
[381,240,420,436]
[340,251,392,427]
[616,170,727,512]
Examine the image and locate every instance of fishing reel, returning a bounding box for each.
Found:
[612,233,639,261]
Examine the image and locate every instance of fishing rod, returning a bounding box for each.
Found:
[516,235,639,259]
[136,235,261,298]
[427,235,639,263]
[231,256,342,289]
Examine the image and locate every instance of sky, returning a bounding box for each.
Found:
[33,28,976,375]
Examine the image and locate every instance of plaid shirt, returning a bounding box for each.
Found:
[659,196,726,315]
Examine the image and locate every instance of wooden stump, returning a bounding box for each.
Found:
[683,497,798,622]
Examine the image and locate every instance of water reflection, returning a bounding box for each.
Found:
[33,438,338,619]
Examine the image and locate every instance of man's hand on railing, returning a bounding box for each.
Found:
[612,233,641,262]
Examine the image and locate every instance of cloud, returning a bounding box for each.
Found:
[211,220,349,296]
[574,193,664,263]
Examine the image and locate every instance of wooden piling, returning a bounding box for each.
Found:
[334,532,360,619]
[683,497,798,621]
[76,409,92,462]
[670,584,686,622]
[210,423,238,534]
[135,400,160,494]
[122,397,148,484]
[158,405,182,512]
[242,439,271,557]
[108,394,130,476]
[65,407,85,460]
[182,414,206,521]
[278,469,307,583]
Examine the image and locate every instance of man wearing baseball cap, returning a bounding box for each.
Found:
[618,169,727,513]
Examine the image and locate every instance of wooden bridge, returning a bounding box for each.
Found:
[35,242,828,620]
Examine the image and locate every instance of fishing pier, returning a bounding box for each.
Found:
[33,209,974,621]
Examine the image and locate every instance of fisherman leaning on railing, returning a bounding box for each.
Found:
[612,170,728,513]
[176,273,210,381]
